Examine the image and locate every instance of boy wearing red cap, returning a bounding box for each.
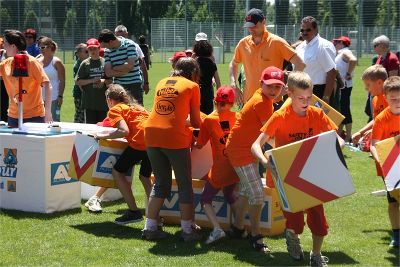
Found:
[75,38,111,124]
[195,86,240,244]
[225,66,285,253]
[252,71,343,266]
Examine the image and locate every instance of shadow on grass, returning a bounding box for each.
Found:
[147,233,359,266]
[0,207,82,220]
[362,229,400,265]
[71,221,146,240]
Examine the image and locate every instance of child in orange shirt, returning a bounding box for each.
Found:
[195,86,240,244]
[352,65,388,145]
[225,66,285,253]
[252,71,343,266]
[94,84,152,225]
[370,76,400,248]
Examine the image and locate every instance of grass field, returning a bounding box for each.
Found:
[1,58,399,266]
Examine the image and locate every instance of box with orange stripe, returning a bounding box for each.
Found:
[265,130,355,213]
[376,135,400,202]
[68,133,132,189]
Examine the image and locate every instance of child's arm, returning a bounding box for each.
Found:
[370,139,380,163]
[95,120,129,140]
[352,120,374,145]
[251,132,271,167]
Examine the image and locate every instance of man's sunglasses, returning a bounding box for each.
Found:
[25,35,34,39]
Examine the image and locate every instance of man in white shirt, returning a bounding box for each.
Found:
[296,16,336,104]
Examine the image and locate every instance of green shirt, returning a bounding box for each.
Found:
[75,57,108,111]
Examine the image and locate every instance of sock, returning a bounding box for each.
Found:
[144,218,158,231]
[310,251,321,257]
[181,219,192,234]
[393,229,400,240]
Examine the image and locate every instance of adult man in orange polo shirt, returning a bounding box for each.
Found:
[229,8,305,105]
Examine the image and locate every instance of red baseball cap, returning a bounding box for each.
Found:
[333,36,351,47]
[260,67,285,86]
[86,38,100,48]
[215,86,235,103]
[168,51,187,62]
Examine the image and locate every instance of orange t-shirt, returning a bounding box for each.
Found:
[0,55,49,119]
[225,88,274,167]
[196,110,240,188]
[372,93,388,119]
[144,76,201,149]
[261,105,338,148]
[107,103,148,151]
[232,30,296,102]
[371,107,400,176]
[261,105,338,187]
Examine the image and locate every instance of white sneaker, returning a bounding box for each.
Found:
[205,228,226,244]
[84,196,102,212]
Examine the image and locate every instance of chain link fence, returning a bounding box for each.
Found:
[151,18,400,64]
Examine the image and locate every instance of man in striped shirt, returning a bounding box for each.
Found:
[98,29,144,105]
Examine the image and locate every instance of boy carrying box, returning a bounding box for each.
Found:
[352,65,388,145]
[195,86,240,244]
[225,66,286,253]
[252,71,344,267]
[370,76,400,248]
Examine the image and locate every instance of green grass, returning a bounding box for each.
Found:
[1,58,400,266]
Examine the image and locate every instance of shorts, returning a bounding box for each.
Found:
[200,181,237,205]
[120,83,143,106]
[381,176,398,203]
[113,146,152,178]
[234,163,264,205]
[8,116,44,128]
[284,204,329,236]
[147,147,193,204]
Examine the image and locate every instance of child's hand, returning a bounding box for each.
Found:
[351,131,362,145]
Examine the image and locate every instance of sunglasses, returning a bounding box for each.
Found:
[373,43,380,48]
[300,28,312,33]
[25,35,34,39]
[39,45,48,50]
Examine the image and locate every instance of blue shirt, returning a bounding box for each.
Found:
[104,37,142,85]
[26,43,40,57]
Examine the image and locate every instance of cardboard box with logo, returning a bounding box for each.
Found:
[68,133,132,189]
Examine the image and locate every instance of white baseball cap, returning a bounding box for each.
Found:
[195,32,208,41]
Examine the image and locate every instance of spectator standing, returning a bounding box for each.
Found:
[0,30,52,127]
[98,29,143,105]
[75,38,110,124]
[333,36,357,142]
[193,39,221,114]
[24,28,40,57]
[229,8,304,105]
[296,16,337,105]
[114,25,150,100]
[72,43,88,123]
[373,35,400,77]
[0,36,8,122]
[37,37,65,122]
[138,35,151,70]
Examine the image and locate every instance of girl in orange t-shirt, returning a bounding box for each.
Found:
[195,86,240,244]
[143,57,202,241]
[94,84,152,225]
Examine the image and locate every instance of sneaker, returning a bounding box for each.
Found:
[141,229,168,240]
[310,252,329,267]
[226,225,248,239]
[192,223,201,231]
[389,238,400,248]
[84,196,102,213]
[205,228,226,244]
[181,230,202,242]
[114,209,143,225]
[285,229,304,260]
